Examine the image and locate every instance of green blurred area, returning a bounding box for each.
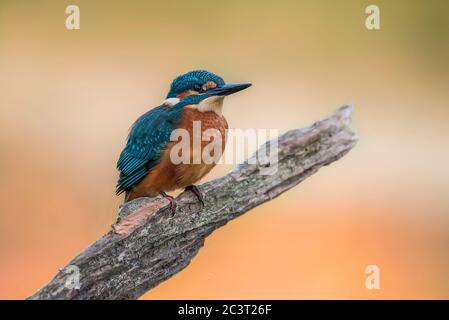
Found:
[1,0,448,73]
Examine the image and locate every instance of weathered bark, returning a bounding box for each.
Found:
[29,105,357,300]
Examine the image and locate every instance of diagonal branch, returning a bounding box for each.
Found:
[29,105,357,300]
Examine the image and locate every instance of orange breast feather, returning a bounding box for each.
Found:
[127,107,228,200]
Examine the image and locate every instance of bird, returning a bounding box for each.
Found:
[116,70,251,211]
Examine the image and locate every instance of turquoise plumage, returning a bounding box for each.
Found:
[116,104,181,194]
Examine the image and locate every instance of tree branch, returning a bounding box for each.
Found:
[29,105,357,300]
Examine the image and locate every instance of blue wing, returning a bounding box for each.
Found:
[116,104,183,195]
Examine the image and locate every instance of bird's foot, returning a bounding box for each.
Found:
[160,192,177,215]
[185,185,205,207]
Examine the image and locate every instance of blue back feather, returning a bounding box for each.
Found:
[116,104,181,194]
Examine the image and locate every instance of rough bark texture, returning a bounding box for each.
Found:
[29,105,357,300]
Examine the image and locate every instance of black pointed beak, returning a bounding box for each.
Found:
[205,83,252,97]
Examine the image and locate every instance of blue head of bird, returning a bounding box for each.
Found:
[163,70,251,114]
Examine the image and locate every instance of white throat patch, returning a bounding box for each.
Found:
[197,96,225,115]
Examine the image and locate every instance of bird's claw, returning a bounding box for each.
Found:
[185,185,205,207]
[160,192,177,216]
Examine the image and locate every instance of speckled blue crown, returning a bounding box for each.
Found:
[166,70,225,98]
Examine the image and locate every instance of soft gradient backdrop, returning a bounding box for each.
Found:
[1,0,448,299]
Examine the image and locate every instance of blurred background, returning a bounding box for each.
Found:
[1,0,448,299]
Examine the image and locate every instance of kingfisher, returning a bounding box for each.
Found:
[116,70,251,210]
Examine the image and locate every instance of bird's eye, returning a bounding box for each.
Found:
[193,84,202,92]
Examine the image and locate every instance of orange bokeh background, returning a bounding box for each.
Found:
[1,0,448,299]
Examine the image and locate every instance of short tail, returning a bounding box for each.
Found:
[124,191,131,203]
